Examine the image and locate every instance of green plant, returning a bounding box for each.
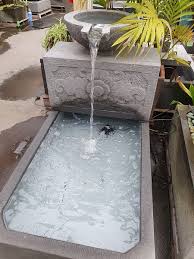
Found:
[0,4,21,10]
[42,19,70,51]
[172,77,194,144]
[113,0,194,64]
[171,77,194,106]
[93,0,106,8]
[20,0,27,6]
[0,0,26,9]
[93,0,112,9]
[1,0,26,6]
[126,0,143,2]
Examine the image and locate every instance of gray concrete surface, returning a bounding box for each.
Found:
[169,106,194,259]
[0,116,46,191]
[51,0,73,12]
[0,28,46,133]
[28,0,51,14]
[0,29,46,84]
[43,42,160,120]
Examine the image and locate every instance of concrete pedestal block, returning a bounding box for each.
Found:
[51,0,73,12]
[43,42,160,121]
[51,0,65,6]
[169,106,194,259]
[28,0,51,13]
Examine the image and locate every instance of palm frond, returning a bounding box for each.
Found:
[176,77,192,98]
[189,85,194,105]
[172,25,194,44]
[159,0,194,25]
[167,50,190,66]
[113,0,171,55]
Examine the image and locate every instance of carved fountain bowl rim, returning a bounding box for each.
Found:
[64,9,128,28]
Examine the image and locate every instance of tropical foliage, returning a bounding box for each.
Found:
[93,0,107,8]
[113,0,194,63]
[0,0,27,9]
[93,0,112,9]
[42,19,70,51]
[0,3,25,10]
[172,77,194,105]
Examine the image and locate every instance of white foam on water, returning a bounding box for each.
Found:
[83,138,97,154]
[3,113,141,253]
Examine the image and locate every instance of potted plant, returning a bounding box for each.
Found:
[168,104,194,259]
[168,76,194,259]
[113,0,194,59]
[112,0,194,110]
[42,19,71,51]
[171,77,194,143]
[41,19,71,96]
[0,0,27,23]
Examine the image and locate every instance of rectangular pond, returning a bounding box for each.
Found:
[0,112,155,259]
[3,113,141,253]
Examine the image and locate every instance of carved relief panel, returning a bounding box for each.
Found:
[49,66,149,110]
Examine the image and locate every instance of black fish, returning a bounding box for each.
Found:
[100,125,114,135]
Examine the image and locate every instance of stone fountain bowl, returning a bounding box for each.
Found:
[64,9,128,51]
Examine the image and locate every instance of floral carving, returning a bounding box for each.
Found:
[86,80,110,100]
[55,79,66,95]
[51,66,150,113]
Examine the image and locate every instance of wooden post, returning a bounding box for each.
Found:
[73,0,93,11]
[73,0,86,10]
[87,0,93,9]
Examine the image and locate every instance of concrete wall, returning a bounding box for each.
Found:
[169,106,194,259]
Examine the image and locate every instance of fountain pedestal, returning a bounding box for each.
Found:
[43,42,160,121]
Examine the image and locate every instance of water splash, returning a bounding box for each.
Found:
[86,25,103,154]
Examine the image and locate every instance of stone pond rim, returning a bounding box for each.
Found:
[64,9,128,51]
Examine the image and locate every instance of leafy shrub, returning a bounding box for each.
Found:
[0,1,26,10]
[42,19,70,51]
[113,0,194,62]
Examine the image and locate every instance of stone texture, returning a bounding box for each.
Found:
[178,106,194,187]
[51,0,73,12]
[168,105,194,259]
[28,0,51,13]
[64,10,127,51]
[43,42,160,121]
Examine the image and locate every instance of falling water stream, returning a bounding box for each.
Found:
[86,25,103,153]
